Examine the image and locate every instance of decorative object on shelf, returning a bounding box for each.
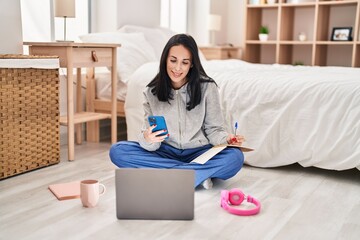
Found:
[298,32,307,41]
[293,61,304,66]
[331,27,353,41]
[259,26,269,41]
[208,14,222,46]
[267,0,277,4]
[54,0,75,42]
[249,0,261,5]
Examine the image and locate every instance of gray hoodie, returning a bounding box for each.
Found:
[138,81,229,151]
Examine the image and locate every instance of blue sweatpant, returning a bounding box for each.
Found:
[109,141,244,187]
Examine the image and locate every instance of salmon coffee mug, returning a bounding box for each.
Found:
[80,180,106,208]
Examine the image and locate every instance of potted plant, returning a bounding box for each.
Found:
[293,61,304,66]
[259,26,269,41]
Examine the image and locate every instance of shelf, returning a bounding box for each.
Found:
[246,6,278,41]
[244,0,360,67]
[316,41,355,45]
[318,0,358,6]
[246,40,277,44]
[93,99,126,116]
[281,3,316,7]
[247,4,279,8]
[280,4,315,41]
[279,41,313,44]
[59,112,111,126]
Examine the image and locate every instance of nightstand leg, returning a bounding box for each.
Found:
[67,48,74,161]
[85,68,100,142]
[76,68,82,145]
[111,47,117,144]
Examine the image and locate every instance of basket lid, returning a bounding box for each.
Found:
[0,54,59,69]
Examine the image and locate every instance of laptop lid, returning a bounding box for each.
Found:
[115,168,195,220]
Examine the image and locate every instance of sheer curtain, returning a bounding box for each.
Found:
[21,0,52,42]
[21,0,185,43]
[0,0,23,54]
[160,0,187,33]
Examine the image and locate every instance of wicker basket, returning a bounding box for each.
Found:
[0,54,60,179]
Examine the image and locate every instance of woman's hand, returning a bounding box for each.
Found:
[226,134,245,146]
[143,125,169,143]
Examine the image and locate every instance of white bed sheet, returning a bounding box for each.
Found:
[95,70,127,101]
[125,60,360,171]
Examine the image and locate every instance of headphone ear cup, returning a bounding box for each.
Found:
[228,189,245,205]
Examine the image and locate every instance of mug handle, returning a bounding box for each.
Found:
[99,183,106,196]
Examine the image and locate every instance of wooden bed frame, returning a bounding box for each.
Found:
[85,67,125,142]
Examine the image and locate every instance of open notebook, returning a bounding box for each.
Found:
[191,144,254,165]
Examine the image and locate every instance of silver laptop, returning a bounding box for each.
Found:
[115,168,195,220]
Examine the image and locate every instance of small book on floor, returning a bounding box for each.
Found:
[191,144,254,165]
[48,181,80,201]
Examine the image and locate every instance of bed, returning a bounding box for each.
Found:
[80,26,360,171]
[125,60,360,171]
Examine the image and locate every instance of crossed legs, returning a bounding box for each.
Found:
[109,141,244,187]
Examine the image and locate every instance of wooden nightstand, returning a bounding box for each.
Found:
[199,46,242,60]
[24,42,120,161]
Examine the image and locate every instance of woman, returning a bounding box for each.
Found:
[109,34,245,189]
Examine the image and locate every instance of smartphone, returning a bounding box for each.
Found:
[148,116,169,139]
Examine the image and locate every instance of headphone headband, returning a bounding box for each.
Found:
[221,189,261,216]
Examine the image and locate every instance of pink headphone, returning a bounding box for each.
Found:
[221,189,261,216]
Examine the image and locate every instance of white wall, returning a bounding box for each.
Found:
[187,0,244,47]
[0,0,23,54]
[227,0,245,47]
[90,0,118,32]
[91,0,161,32]
[117,0,161,28]
[209,0,228,45]
[210,0,244,47]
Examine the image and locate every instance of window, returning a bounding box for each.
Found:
[161,0,187,33]
[21,0,89,42]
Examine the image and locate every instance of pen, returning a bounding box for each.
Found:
[234,122,238,136]
[231,122,238,144]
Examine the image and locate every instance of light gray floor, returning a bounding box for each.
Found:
[1,142,359,240]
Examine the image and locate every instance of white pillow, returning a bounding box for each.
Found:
[79,32,157,83]
[118,25,176,60]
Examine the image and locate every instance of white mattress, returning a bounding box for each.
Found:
[125,60,360,171]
